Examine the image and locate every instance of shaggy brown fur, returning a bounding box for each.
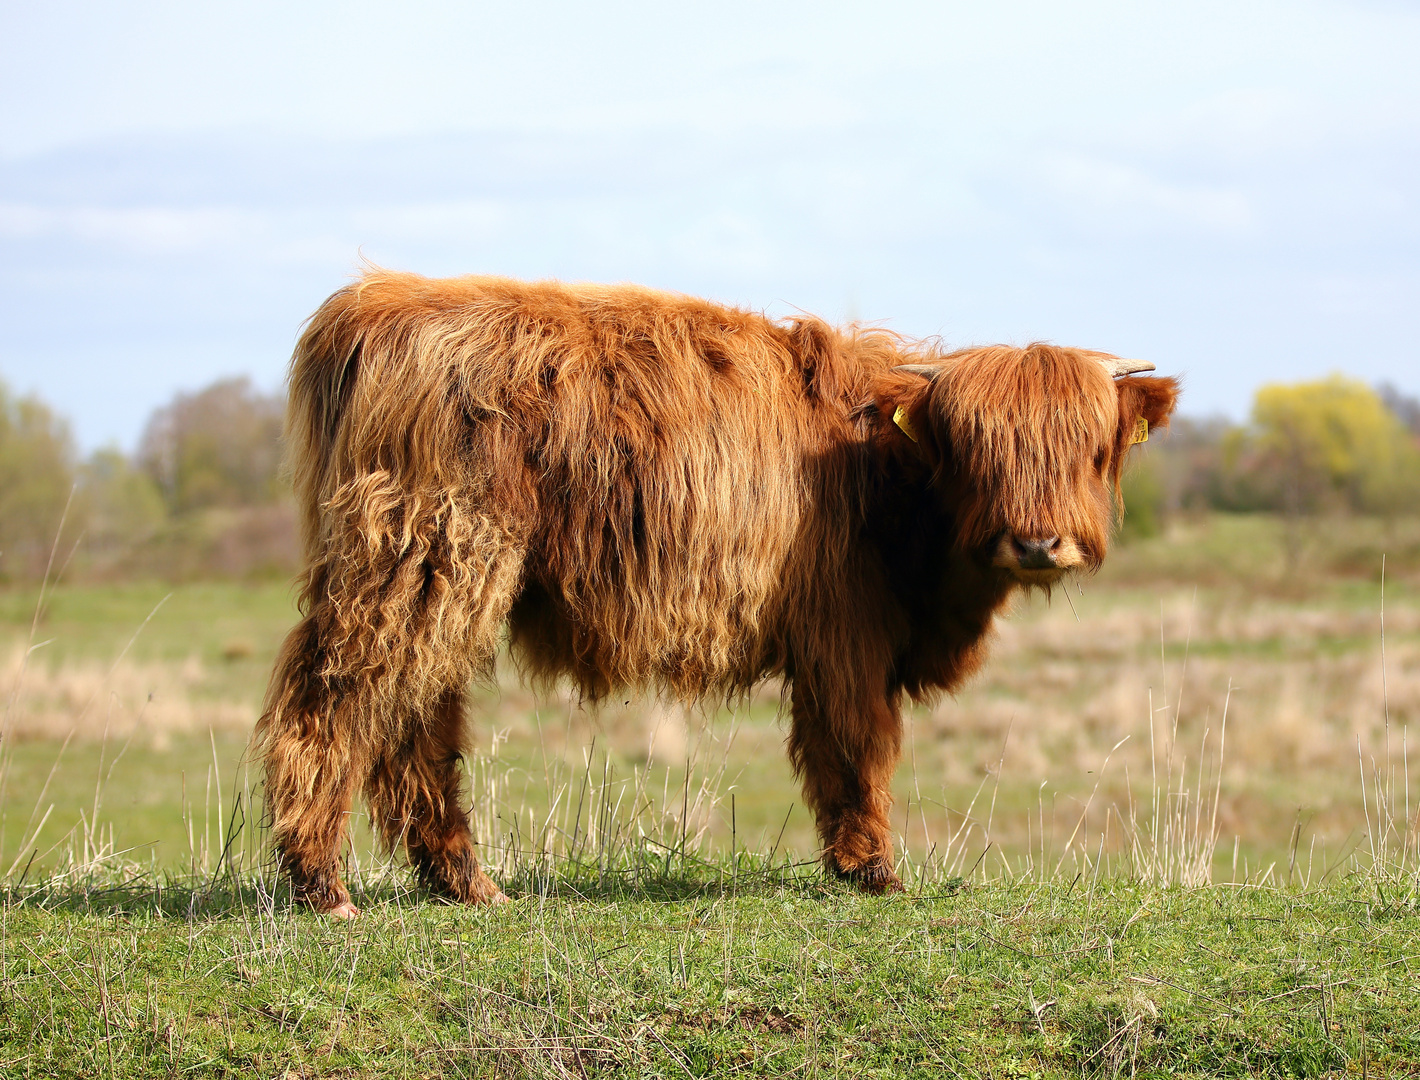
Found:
[256,270,1179,913]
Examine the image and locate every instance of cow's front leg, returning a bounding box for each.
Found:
[787,682,904,893]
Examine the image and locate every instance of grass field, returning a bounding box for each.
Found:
[2,513,1419,1075]
[4,862,1420,1076]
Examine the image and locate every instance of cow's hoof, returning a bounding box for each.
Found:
[854,871,906,896]
[324,899,361,919]
[288,867,357,917]
[467,869,510,907]
[832,856,904,895]
[425,861,510,907]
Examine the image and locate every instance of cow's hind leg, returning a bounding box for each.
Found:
[365,686,506,905]
[257,614,370,917]
[260,482,525,915]
[788,684,904,894]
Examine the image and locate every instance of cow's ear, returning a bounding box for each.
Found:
[1114,375,1181,457]
[786,318,841,403]
[876,369,943,464]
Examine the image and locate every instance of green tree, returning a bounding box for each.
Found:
[1118,456,1164,541]
[137,378,285,515]
[75,447,167,566]
[0,380,76,580]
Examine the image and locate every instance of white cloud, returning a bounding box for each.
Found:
[0,203,263,253]
[1041,155,1256,235]
[667,211,779,277]
[348,200,508,244]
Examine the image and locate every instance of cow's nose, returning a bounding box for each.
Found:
[1011,536,1061,569]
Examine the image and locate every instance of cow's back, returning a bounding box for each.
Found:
[293,272,853,701]
[492,280,837,699]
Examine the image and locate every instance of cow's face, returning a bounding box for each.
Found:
[888,345,1179,586]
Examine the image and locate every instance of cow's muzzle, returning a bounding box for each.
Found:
[991,534,1087,580]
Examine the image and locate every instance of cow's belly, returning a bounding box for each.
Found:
[508,457,805,701]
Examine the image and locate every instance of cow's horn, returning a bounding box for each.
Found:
[895,364,943,379]
[1096,356,1156,378]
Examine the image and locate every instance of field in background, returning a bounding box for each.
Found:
[1,513,1418,884]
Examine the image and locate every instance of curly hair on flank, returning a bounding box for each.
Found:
[255,269,1180,915]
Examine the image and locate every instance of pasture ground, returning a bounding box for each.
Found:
[3,867,1419,1077]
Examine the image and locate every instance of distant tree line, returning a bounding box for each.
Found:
[1122,375,1420,539]
[0,371,1417,583]
[0,377,295,582]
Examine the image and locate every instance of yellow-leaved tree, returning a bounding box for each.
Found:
[1251,375,1420,517]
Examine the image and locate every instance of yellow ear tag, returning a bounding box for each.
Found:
[1131,417,1149,445]
[892,405,919,443]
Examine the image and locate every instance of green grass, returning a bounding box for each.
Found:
[0,733,256,878]
[1099,512,1420,593]
[4,865,1419,1078]
[0,578,300,702]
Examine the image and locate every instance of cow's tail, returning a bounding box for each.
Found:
[281,272,529,683]
[284,277,379,563]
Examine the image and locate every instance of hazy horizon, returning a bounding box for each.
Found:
[3,0,1418,450]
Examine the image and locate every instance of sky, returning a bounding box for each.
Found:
[1,0,1418,450]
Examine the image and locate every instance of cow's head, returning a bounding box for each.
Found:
[886,344,1179,586]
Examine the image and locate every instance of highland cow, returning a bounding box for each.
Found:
[256,270,1179,916]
